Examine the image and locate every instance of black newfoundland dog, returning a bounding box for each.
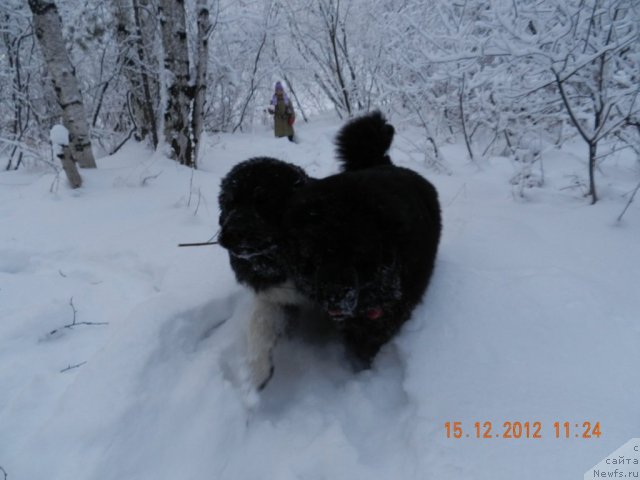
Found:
[218,112,441,388]
[218,157,313,388]
[218,157,310,292]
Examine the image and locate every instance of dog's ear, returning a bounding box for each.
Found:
[294,176,307,187]
[382,123,395,150]
[217,190,231,221]
[290,165,311,189]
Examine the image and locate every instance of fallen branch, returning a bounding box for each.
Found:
[179,230,219,248]
[60,361,87,373]
[141,171,162,186]
[178,241,218,247]
[49,298,108,335]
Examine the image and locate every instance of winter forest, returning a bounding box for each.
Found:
[2,1,640,479]
[2,0,639,202]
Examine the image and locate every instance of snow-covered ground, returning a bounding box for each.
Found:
[1,117,639,480]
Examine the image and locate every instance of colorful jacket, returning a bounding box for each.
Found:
[270,93,294,138]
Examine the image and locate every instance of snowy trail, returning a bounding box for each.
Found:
[1,123,639,479]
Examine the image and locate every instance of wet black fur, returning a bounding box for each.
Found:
[334,110,395,172]
[218,112,442,364]
[218,157,310,292]
[284,113,442,361]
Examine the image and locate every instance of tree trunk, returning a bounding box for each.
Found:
[113,0,149,143]
[57,143,83,188]
[51,125,82,188]
[28,0,96,169]
[192,0,211,166]
[459,75,475,162]
[325,4,352,116]
[132,0,160,149]
[158,0,193,167]
[588,142,598,204]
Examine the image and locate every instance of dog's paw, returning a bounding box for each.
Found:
[219,350,261,408]
[248,348,275,391]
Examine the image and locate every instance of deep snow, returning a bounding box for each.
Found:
[1,117,639,480]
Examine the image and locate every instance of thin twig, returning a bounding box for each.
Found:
[141,171,162,186]
[446,183,467,207]
[187,168,196,208]
[179,230,219,248]
[0,465,7,480]
[178,241,219,247]
[49,298,109,335]
[69,297,77,324]
[60,361,87,373]
[617,181,640,223]
[193,189,203,217]
[49,172,60,193]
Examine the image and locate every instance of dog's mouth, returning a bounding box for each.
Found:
[327,306,384,321]
[327,309,349,322]
[228,244,278,260]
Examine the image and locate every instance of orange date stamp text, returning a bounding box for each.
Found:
[444,421,602,439]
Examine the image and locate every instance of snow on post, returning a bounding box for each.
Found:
[50,124,82,188]
[50,124,69,151]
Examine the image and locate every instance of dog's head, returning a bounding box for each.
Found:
[218,157,310,290]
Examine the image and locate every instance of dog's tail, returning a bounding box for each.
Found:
[335,111,395,172]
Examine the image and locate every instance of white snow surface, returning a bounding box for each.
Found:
[1,118,639,479]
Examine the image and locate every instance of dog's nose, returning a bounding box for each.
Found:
[218,225,246,253]
[218,210,249,251]
[217,230,230,249]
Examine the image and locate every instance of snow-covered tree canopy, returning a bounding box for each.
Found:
[1,0,638,199]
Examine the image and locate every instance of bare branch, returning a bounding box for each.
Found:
[178,241,218,247]
[617,181,640,223]
[60,361,88,373]
[48,298,109,336]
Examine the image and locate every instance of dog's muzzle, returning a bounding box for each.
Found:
[328,306,384,321]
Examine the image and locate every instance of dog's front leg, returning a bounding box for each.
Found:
[247,296,284,390]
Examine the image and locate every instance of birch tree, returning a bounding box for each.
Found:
[192,0,211,161]
[27,0,96,169]
[158,0,193,167]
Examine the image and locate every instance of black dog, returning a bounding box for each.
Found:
[217,112,441,387]
[218,157,310,292]
[218,157,314,389]
[284,112,442,363]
